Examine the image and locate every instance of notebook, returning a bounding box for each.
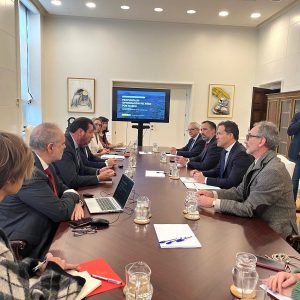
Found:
[85,174,134,213]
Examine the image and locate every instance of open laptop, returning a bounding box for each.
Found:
[85,174,134,214]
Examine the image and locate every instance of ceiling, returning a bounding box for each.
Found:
[37,0,298,27]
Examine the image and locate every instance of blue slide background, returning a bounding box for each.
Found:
[116,90,166,121]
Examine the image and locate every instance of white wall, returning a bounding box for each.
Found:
[256,2,300,92]
[42,16,256,141]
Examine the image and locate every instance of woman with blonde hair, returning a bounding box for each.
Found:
[89,117,109,156]
[0,131,84,299]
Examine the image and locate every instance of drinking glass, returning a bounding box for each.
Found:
[125,261,153,300]
[125,167,134,179]
[129,155,137,168]
[170,166,179,180]
[160,152,167,163]
[152,143,159,153]
[135,196,151,222]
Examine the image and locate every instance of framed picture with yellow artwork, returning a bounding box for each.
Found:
[207,84,235,118]
[68,77,95,113]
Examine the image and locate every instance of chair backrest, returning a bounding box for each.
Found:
[277,154,295,178]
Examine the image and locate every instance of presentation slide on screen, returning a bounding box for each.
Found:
[116,90,166,120]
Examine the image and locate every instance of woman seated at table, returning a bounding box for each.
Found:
[0,131,85,299]
[264,271,300,299]
[98,116,123,149]
[89,117,110,156]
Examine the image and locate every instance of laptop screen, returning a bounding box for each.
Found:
[113,174,134,208]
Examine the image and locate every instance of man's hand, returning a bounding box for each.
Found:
[106,158,117,167]
[176,156,188,166]
[263,272,297,296]
[197,195,214,208]
[97,169,115,181]
[41,253,80,272]
[170,147,177,155]
[71,203,84,221]
[196,189,214,198]
[194,171,205,183]
[190,169,199,177]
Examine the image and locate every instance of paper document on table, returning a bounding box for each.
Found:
[145,170,165,178]
[180,177,197,183]
[154,224,201,249]
[101,154,125,160]
[68,270,101,300]
[114,147,126,151]
[139,151,153,155]
[260,284,291,300]
[184,182,220,190]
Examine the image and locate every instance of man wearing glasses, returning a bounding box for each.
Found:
[197,121,297,239]
[170,122,205,158]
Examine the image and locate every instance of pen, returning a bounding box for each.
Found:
[91,274,122,284]
[32,259,47,272]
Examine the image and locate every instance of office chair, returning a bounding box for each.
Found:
[10,240,27,260]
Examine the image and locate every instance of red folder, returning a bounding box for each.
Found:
[79,257,125,297]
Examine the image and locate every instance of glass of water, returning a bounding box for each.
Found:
[152,143,159,153]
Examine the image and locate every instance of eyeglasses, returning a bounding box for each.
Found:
[72,225,97,237]
[187,128,197,132]
[246,133,262,141]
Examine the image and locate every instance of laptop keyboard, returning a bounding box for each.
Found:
[96,197,117,211]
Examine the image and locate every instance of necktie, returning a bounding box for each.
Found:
[188,139,196,151]
[76,148,81,166]
[219,150,228,177]
[45,168,58,196]
[204,142,209,149]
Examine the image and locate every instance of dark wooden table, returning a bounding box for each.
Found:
[50,147,299,299]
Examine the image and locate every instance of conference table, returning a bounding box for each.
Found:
[50,147,299,300]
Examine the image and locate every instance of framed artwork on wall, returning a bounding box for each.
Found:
[67,77,95,113]
[207,84,235,118]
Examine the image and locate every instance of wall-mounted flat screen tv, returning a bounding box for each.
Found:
[112,87,170,123]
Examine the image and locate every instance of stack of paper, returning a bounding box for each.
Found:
[139,151,153,155]
[180,177,220,190]
[154,224,202,248]
[101,154,125,160]
[145,170,166,178]
[260,284,291,300]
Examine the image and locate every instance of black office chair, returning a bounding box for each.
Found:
[286,234,300,252]
[10,240,27,261]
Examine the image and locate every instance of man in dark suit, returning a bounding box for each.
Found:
[0,123,84,259]
[287,112,300,200]
[54,117,115,189]
[177,121,222,171]
[170,122,205,158]
[191,121,253,188]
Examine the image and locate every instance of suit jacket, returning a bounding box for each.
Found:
[216,150,297,239]
[80,146,106,169]
[0,153,79,258]
[176,135,205,158]
[288,112,300,162]
[203,142,254,189]
[187,136,222,171]
[53,133,99,189]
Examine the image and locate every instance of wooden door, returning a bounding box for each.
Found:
[250,87,279,128]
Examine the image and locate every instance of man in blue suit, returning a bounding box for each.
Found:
[177,121,222,171]
[170,122,205,158]
[191,121,253,188]
[288,112,300,200]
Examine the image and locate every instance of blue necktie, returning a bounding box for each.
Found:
[188,138,196,151]
[219,150,228,178]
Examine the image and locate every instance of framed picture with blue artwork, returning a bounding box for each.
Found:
[207,84,235,118]
[68,77,95,113]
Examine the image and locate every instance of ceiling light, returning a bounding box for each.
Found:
[86,2,96,8]
[187,10,196,14]
[154,8,163,12]
[219,11,229,17]
[121,5,130,10]
[251,12,261,18]
[51,0,62,5]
